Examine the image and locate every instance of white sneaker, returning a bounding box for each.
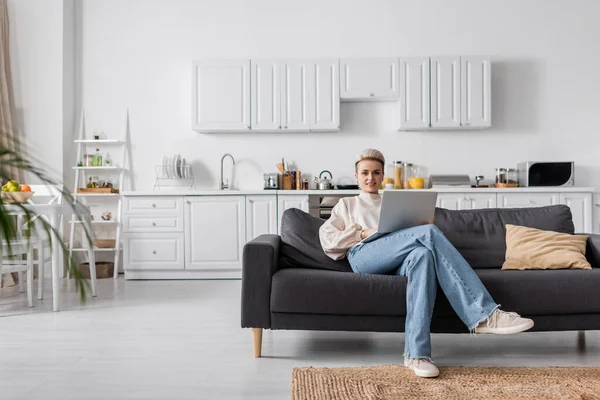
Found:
[475,309,534,335]
[404,357,439,378]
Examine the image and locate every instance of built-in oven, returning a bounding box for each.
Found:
[308,194,353,220]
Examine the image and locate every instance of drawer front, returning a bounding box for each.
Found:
[124,196,183,214]
[497,193,559,208]
[124,233,184,270]
[123,215,183,233]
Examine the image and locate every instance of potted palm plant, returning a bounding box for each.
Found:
[0,144,89,301]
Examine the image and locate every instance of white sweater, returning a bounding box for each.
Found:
[319,192,381,260]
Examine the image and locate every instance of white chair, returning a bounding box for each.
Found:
[0,240,34,308]
[16,185,62,300]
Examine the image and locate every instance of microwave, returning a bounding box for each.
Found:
[517,162,574,187]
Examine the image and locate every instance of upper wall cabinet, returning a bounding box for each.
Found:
[251,59,281,131]
[461,56,491,128]
[194,59,339,132]
[340,58,399,101]
[192,59,250,132]
[398,57,430,129]
[398,56,491,131]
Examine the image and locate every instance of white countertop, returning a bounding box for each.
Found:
[122,187,596,196]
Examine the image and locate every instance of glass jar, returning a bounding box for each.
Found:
[495,168,507,184]
[393,161,403,189]
[402,162,414,189]
[507,168,518,185]
[84,154,94,167]
[409,165,426,189]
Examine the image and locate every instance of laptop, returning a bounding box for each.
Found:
[362,191,439,243]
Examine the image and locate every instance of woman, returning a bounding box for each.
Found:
[319,149,534,378]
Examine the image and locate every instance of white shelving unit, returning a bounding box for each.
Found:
[68,110,129,279]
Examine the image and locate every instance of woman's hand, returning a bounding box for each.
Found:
[360,228,377,240]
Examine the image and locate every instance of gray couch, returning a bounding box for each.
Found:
[241,205,600,357]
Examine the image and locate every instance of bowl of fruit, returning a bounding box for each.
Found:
[1,180,33,204]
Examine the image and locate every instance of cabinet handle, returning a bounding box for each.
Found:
[152,250,157,254]
[369,93,374,97]
[247,125,251,129]
[152,222,156,226]
[278,126,281,129]
[529,200,536,204]
[151,203,156,208]
[284,125,288,129]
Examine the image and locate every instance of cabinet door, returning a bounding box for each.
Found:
[311,59,340,131]
[436,193,466,210]
[559,193,592,233]
[251,59,281,131]
[593,193,600,234]
[246,195,277,241]
[340,58,399,101]
[277,195,309,234]
[430,57,460,128]
[185,196,245,270]
[125,233,184,270]
[280,60,310,132]
[464,193,497,209]
[461,56,491,128]
[497,193,559,208]
[398,57,430,130]
[192,59,250,132]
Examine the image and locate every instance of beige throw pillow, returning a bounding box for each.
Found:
[502,224,591,270]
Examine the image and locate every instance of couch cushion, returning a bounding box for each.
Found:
[271,267,600,317]
[503,224,591,270]
[279,208,352,273]
[434,205,575,269]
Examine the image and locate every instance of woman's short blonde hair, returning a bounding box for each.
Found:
[355,148,385,171]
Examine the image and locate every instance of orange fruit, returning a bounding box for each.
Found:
[20,184,31,192]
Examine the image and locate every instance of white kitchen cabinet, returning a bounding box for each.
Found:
[310,59,340,131]
[465,193,497,209]
[192,59,250,132]
[437,193,496,210]
[277,195,309,234]
[185,196,245,271]
[125,233,185,270]
[246,195,277,241]
[461,56,491,128]
[251,59,281,131]
[398,57,430,130]
[436,193,466,210]
[280,60,311,132]
[430,56,461,128]
[497,193,559,208]
[559,193,592,233]
[340,58,399,101]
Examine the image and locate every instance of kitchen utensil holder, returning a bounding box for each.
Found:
[153,165,196,191]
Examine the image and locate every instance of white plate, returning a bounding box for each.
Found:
[172,154,179,179]
[176,155,182,178]
[162,155,168,178]
[164,155,171,178]
[181,158,187,178]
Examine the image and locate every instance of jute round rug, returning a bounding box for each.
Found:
[291,365,600,400]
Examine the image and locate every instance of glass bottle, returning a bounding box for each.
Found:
[92,148,102,167]
[495,168,507,184]
[86,177,94,188]
[393,161,403,189]
[507,168,518,185]
[402,162,414,189]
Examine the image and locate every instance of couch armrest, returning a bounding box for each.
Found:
[584,234,600,268]
[241,234,281,329]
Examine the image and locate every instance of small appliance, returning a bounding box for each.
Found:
[517,162,574,187]
[263,173,279,190]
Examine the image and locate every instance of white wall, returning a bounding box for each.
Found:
[8,0,67,184]
[33,1,600,189]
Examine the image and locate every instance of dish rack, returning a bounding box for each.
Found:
[153,164,195,191]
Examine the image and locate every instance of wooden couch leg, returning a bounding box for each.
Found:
[577,331,586,352]
[252,328,263,358]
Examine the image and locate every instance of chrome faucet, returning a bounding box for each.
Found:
[220,153,235,190]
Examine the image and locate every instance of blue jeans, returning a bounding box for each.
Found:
[347,224,499,361]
